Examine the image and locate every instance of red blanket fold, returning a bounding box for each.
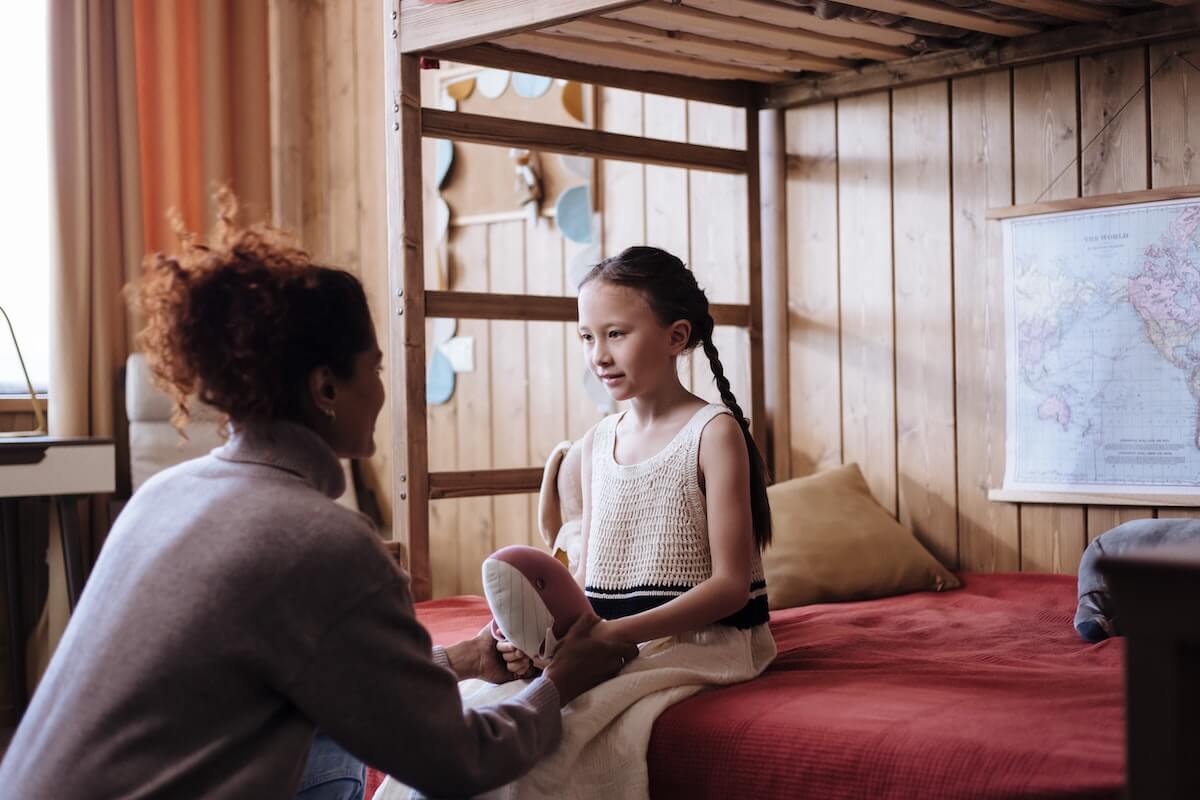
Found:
[368,573,1123,800]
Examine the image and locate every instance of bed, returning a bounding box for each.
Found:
[365,573,1124,799]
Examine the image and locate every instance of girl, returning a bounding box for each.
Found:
[573,245,775,646]
[379,246,776,800]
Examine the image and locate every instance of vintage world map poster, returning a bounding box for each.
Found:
[1002,195,1200,500]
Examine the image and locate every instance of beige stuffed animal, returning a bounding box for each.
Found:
[537,439,585,577]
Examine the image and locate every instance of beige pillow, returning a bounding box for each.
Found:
[763,463,960,609]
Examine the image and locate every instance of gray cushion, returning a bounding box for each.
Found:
[1076,517,1200,641]
[124,353,359,511]
[125,353,222,423]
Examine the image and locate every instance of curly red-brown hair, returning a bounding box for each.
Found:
[131,188,374,433]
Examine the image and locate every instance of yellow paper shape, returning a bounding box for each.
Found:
[562,81,585,123]
[447,78,475,101]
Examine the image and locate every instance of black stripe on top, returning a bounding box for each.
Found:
[585,581,769,629]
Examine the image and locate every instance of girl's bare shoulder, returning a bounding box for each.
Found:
[698,411,747,461]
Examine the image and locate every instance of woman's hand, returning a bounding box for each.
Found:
[496,639,537,679]
[543,614,639,705]
[443,625,526,684]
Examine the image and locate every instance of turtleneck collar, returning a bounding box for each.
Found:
[213,419,346,500]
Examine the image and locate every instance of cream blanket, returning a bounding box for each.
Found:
[373,623,776,800]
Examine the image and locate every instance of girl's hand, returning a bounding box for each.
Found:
[496,638,537,678]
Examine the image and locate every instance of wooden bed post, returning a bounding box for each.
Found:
[745,106,768,464]
[759,108,790,483]
[384,2,431,601]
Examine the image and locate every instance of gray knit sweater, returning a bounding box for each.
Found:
[0,421,560,798]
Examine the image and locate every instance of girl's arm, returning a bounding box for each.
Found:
[596,414,753,644]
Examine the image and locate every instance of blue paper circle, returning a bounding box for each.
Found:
[426,350,455,405]
[435,139,454,188]
[555,185,593,245]
[512,73,553,99]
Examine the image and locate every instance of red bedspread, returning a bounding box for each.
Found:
[375,573,1124,799]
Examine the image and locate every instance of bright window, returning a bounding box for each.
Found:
[0,2,51,395]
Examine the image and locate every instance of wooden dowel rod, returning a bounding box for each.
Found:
[759,107,791,482]
[745,106,768,456]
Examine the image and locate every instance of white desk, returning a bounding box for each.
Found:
[0,437,114,714]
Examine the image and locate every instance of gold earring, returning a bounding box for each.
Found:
[324,407,336,421]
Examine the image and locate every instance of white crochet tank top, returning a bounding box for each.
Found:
[584,403,769,628]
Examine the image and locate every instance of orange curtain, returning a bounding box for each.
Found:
[132,0,270,254]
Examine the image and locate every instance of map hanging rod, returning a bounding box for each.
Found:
[988,183,1200,220]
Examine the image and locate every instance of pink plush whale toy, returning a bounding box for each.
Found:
[482,544,593,665]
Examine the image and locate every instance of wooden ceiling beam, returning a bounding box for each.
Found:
[398,0,647,53]
[680,0,916,48]
[829,0,1041,37]
[497,31,791,82]
[765,4,1200,108]
[429,43,755,107]
[547,17,853,72]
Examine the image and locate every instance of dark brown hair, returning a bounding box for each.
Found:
[131,189,373,432]
[581,246,772,549]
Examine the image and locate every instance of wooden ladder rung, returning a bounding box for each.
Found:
[426,290,752,327]
[428,468,544,499]
[422,109,749,174]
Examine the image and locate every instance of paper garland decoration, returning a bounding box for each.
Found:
[555,185,593,245]
[560,154,593,179]
[477,69,510,99]
[446,78,475,102]
[582,368,617,414]
[439,336,475,373]
[513,73,553,99]
[561,81,585,123]
[427,350,456,405]
[435,139,454,188]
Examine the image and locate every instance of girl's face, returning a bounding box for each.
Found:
[577,281,687,402]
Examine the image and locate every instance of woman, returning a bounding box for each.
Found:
[0,194,634,799]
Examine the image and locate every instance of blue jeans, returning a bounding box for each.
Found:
[297,733,366,800]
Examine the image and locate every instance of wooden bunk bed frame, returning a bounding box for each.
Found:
[383,0,1200,604]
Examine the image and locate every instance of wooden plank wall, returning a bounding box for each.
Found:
[785,38,1200,574]
[269,0,394,535]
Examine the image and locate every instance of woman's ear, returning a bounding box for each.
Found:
[308,366,337,417]
[668,320,692,355]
